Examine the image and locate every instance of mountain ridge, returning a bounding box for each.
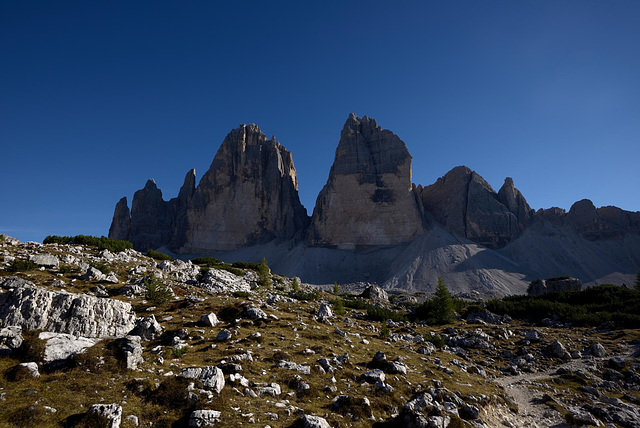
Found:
[109,114,640,296]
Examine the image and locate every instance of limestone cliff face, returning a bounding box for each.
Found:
[177,124,308,253]
[420,167,532,249]
[308,114,425,249]
[129,180,174,252]
[108,197,131,242]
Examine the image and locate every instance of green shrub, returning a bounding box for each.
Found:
[89,262,110,275]
[332,298,346,316]
[7,259,39,272]
[486,283,640,328]
[190,257,222,266]
[43,235,132,252]
[147,249,173,261]
[232,261,260,270]
[59,264,81,274]
[366,305,406,322]
[379,323,390,339]
[233,291,251,298]
[144,275,173,305]
[220,266,244,276]
[170,347,188,359]
[292,277,300,293]
[424,332,445,348]
[292,289,319,301]
[15,330,46,363]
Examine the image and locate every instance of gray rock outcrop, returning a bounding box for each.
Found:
[528,277,583,295]
[0,283,137,338]
[39,332,100,362]
[87,403,122,428]
[178,366,225,393]
[308,114,425,249]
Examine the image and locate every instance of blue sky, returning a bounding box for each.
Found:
[2,1,639,243]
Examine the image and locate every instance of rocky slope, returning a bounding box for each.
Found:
[1,235,640,428]
[109,114,640,296]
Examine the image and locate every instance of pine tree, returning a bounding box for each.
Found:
[433,277,455,324]
[292,277,300,292]
[333,281,339,295]
[258,257,272,287]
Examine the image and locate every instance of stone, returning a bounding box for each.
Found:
[567,406,601,426]
[590,343,606,357]
[308,114,424,249]
[130,315,163,340]
[178,366,225,393]
[524,329,542,342]
[244,306,267,320]
[198,313,219,327]
[528,277,582,295]
[467,308,510,325]
[316,303,334,322]
[189,409,222,427]
[29,253,59,269]
[0,325,23,354]
[361,285,389,302]
[115,335,143,369]
[361,369,385,384]
[87,403,122,428]
[17,362,40,379]
[548,340,571,360]
[215,329,232,342]
[82,266,107,282]
[275,360,311,375]
[459,403,480,420]
[299,415,332,428]
[178,124,308,253]
[0,284,136,338]
[39,332,100,362]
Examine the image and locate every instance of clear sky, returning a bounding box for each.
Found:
[2,1,639,243]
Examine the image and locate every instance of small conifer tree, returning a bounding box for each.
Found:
[292,277,300,292]
[433,277,455,324]
[333,281,339,295]
[258,257,272,287]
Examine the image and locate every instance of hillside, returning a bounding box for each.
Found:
[1,234,640,427]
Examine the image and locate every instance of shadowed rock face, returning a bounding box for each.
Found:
[177,124,308,252]
[420,167,532,249]
[108,197,131,242]
[130,180,173,252]
[308,114,425,249]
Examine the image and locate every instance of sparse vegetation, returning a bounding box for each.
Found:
[147,249,173,261]
[144,275,173,305]
[43,235,133,252]
[487,283,640,328]
[635,269,640,291]
[292,277,300,292]
[7,259,39,272]
[191,256,245,277]
[89,261,110,275]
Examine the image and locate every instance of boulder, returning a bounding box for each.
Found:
[361,285,389,302]
[299,415,332,428]
[198,313,219,327]
[0,284,137,338]
[29,253,59,269]
[87,403,122,428]
[13,362,40,379]
[308,113,425,249]
[0,325,23,354]
[590,343,606,357]
[189,410,221,427]
[130,315,163,340]
[115,335,143,369]
[0,276,34,290]
[39,332,100,362]
[361,369,385,384]
[178,366,225,393]
[316,303,334,322]
[82,266,107,282]
[548,340,571,360]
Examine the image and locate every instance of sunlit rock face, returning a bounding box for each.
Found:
[308,113,425,249]
[178,124,308,253]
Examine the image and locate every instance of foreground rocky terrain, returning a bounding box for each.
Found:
[1,234,639,427]
[108,114,640,297]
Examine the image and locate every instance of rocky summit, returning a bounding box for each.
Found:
[109,114,640,297]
